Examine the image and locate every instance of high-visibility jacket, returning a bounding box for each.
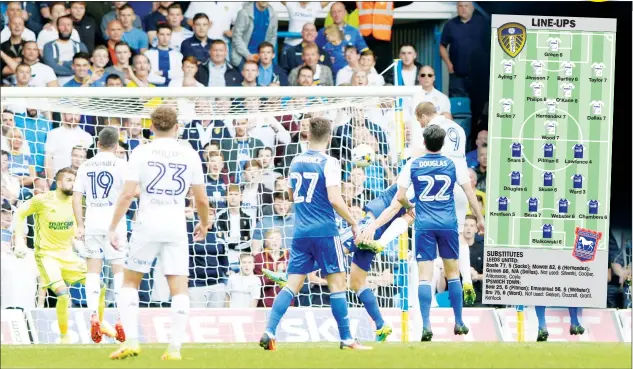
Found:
[357,2,394,41]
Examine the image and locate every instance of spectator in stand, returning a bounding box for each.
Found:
[180,13,211,64]
[144,24,183,87]
[220,118,265,181]
[244,98,291,149]
[466,168,486,216]
[322,24,351,77]
[204,149,229,208]
[473,143,487,192]
[1,16,27,73]
[348,166,375,206]
[385,43,420,85]
[184,2,243,45]
[461,214,484,306]
[294,65,315,87]
[42,15,88,85]
[316,2,368,53]
[351,68,368,87]
[44,112,92,183]
[466,130,487,168]
[281,1,328,49]
[280,23,331,74]
[240,159,272,226]
[118,4,148,54]
[164,4,191,52]
[1,41,58,87]
[13,63,31,87]
[332,109,389,163]
[288,42,334,86]
[37,2,81,52]
[359,49,385,86]
[70,1,97,53]
[14,108,51,175]
[1,111,31,157]
[105,20,124,66]
[63,52,98,87]
[105,73,123,86]
[226,253,261,308]
[104,41,132,84]
[195,39,241,87]
[252,190,295,253]
[410,65,452,119]
[231,2,278,68]
[0,3,36,43]
[257,147,282,191]
[235,60,260,87]
[126,53,153,87]
[88,46,110,87]
[440,1,488,97]
[254,228,290,307]
[216,184,253,266]
[182,100,232,158]
[101,2,142,39]
[283,117,310,173]
[257,41,288,87]
[69,146,87,172]
[168,56,203,87]
[187,202,228,308]
[1,150,20,205]
[145,2,186,44]
[5,127,35,189]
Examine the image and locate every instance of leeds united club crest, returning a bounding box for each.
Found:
[498,22,527,58]
[572,227,603,262]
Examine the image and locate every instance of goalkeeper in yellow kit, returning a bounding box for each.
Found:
[13,167,120,343]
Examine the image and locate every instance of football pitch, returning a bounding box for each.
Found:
[1,342,631,368]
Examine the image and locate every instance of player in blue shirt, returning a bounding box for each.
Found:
[259,117,370,351]
[527,197,539,212]
[587,200,600,214]
[572,174,584,189]
[510,171,522,186]
[497,196,510,211]
[542,224,553,238]
[573,144,585,158]
[511,142,523,157]
[542,172,554,187]
[558,198,570,213]
[395,125,484,341]
[543,143,555,158]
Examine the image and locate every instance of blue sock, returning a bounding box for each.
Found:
[447,278,464,326]
[418,281,432,330]
[535,306,547,330]
[568,307,580,326]
[357,287,384,330]
[265,286,294,336]
[330,291,352,341]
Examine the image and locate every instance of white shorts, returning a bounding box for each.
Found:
[85,234,126,262]
[124,232,189,276]
[453,185,468,233]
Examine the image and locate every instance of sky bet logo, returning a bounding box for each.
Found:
[532,18,576,28]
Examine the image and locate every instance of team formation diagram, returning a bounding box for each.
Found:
[483,15,616,308]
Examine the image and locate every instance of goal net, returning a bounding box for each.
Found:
[0,86,420,344]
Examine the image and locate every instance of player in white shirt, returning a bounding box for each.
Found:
[561,61,575,76]
[108,107,209,361]
[530,81,544,97]
[545,99,559,113]
[589,100,604,115]
[501,59,515,74]
[531,60,544,75]
[591,62,605,77]
[72,127,128,343]
[547,37,561,51]
[499,98,514,113]
[560,82,575,98]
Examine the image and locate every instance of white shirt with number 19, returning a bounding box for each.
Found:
[73,151,128,235]
[126,138,204,242]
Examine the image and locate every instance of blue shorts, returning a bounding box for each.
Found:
[343,216,377,272]
[415,229,459,261]
[288,236,346,277]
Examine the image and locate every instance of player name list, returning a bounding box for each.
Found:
[482,249,607,307]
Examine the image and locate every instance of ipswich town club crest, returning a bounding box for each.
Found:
[572,227,603,262]
[498,22,527,58]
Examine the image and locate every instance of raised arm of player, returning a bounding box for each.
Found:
[12,197,41,257]
[71,165,86,240]
[357,186,414,244]
[395,160,415,210]
[458,166,485,233]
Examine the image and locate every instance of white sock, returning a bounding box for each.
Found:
[459,242,473,285]
[378,217,409,245]
[85,273,101,315]
[169,294,190,351]
[113,272,123,303]
[431,259,440,307]
[118,287,139,344]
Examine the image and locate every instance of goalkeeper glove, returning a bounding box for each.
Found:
[13,244,28,259]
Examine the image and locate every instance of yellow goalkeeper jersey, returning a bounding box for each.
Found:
[14,192,76,257]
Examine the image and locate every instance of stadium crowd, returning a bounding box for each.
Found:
[0,1,630,311]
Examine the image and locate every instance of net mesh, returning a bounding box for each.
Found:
[0,92,415,343]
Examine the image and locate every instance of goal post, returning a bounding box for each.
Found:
[1,86,420,344]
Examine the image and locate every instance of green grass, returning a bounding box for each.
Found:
[2,342,631,368]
